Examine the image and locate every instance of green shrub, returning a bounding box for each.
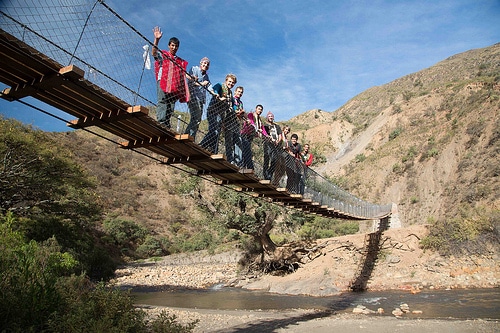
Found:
[177,176,201,195]
[148,311,199,333]
[270,233,290,246]
[401,146,417,163]
[136,235,171,257]
[402,90,414,101]
[297,223,315,240]
[392,104,403,114]
[103,218,148,248]
[226,230,241,241]
[332,221,359,235]
[355,153,366,163]
[425,148,439,158]
[51,278,147,333]
[297,217,358,240]
[421,207,499,255]
[389,128,403,141]
[392,163,403,174]
[0,118,116,281]
[0,212,196,333]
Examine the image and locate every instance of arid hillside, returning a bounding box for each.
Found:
[289,43,499,225]
[58,43,499,232]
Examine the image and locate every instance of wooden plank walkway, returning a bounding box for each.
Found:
[0,29,374,220]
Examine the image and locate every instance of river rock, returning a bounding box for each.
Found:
[392,308,404,317]
[352,305,375,314]
[400,303,410,313]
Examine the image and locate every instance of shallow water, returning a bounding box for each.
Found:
[132,287,499,320]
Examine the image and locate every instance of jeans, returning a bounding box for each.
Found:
[240,135,254,169]
[156,82,176,128]
[185,98,204,139]
[263,141,279,180]
[223,112,242,164]
[285,154,301,194]
[200,104,223,154]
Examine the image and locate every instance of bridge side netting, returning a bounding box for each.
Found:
[0,0,392,219]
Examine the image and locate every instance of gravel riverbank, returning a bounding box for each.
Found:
[111,225,499,332]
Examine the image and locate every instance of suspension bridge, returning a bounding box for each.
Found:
[0,0,394,222]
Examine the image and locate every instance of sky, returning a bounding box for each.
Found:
[1,0,499,132]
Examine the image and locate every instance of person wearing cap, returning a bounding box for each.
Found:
[263,111,282,181]
[152,26,189,129]
[185,57,213,139]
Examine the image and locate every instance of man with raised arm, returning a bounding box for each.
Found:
[152,26,189,129]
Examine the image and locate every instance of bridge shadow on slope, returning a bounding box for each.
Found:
[349,216,391,292]
[217,217,392,332]
[216,293,359,333]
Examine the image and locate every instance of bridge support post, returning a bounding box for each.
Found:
[388,203,401,229]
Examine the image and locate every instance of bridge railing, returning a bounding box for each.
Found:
[1,0,157,107]
[0,0,392,219]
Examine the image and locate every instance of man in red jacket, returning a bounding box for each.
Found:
[152,26,189,129]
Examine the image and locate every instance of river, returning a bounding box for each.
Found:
[132,287,499,320]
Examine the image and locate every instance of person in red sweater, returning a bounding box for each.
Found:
[152,26,189,129]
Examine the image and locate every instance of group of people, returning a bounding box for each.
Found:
[151,27,314,193]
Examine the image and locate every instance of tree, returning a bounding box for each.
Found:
[0,117,115,280]
[0,117,100,218]
[213,188,283,257]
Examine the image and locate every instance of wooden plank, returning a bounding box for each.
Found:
[0,49,52,80]
[25,83,129,123]
[69,107,159,142]
[146,147,182,160]
[163,154,214,164]
[59,65,85,80]
[69,108,141,129]
[120,136,171,149]
[0,32,60,77]
[55,82,129,118]
[175,133,192,141]
[234,186,261,192]
[1,71,61,100]
[0,64,37,89]
[31,90,96,120]
[118,106,172,139]
[159,139,210,156]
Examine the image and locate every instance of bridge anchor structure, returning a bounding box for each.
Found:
[1,1,394,222]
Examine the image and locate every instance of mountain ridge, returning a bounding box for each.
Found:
[289,43,499,225]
